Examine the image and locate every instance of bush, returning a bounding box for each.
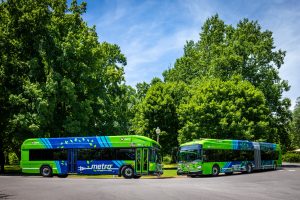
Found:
[9,152,19,165]
[163,155,172,164]
[282,152,300,163]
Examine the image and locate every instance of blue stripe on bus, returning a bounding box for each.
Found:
[40,138,46,148]
[116,160,123,167]
[55,161,61,174]
[233,140,238,150]
[41,138,50,149]
[104,136,111,147]
[112,161,120,168]
[96,137,104,148]
[101,137,109,147]
[45,138,53,148]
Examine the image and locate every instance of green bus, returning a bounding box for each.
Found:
[21,135,163,178]
[177,139,281,177]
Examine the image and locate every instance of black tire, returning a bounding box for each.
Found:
[245,163,253,173]
[225,172,233,175]
[274,163,277,170]
[133,175,141,179]
[122,166,134,179]
[40,165,52,177]
[212,165,220,177]
[57,174,68,178]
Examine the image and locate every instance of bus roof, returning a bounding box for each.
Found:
[21,135,161,149]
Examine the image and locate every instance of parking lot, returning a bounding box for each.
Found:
[0,166,299,200]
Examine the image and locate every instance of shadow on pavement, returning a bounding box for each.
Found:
[0,192,13,199]
[282,163,300,168]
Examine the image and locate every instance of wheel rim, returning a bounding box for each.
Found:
[213,167,218,175]
[42,167,50,176]
[247,165,252,173]
[125,168,133,177]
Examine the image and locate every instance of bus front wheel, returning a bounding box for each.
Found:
[40,165,52,177]
[212,165,220,176]
[122,166,134,179]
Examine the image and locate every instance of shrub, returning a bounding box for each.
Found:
[163,155,172,164]
[9,153,19,165]
[282,152,300,163]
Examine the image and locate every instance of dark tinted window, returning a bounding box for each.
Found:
[29,149,67,161]
[204,149,254,162]
[78,149,102,160]
[115,148,135,160]
[77,148,135,160]
[261,150,279,160]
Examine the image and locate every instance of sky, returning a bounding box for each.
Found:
[82,0,300,109]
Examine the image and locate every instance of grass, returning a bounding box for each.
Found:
[4,165,21,173]
[163,163,177,169]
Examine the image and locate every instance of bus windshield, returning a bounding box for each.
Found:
[179,145,201,162]
[150,149,162,164]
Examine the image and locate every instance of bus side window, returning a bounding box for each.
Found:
[202,154,207,161]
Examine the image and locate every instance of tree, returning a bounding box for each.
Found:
[291,97,300,148]
[178,77,271,144]
[0,0,128,165]
[164,15,291,147]
[131,81,188,155]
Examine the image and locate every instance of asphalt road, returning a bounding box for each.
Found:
[0,167,299,200]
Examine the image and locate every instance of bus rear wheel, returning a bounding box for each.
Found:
[245,163,253,173]
[122,166,134,179]
[212,165,220,176]
[40,165,52,177]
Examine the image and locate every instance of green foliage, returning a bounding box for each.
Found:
[131,81,188,154]
[164,14,291,147]
[8,152,19,165]
[0,0,130,156]
[291,97,300,148]
[163,155,172,164]
[282,152,300,163]
[178,77,271,144]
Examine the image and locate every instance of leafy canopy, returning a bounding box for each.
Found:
[0,0,129,156]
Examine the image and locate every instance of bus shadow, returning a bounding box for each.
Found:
[0,192,13,199]
[282,164,300,168]
[186,169,282,178]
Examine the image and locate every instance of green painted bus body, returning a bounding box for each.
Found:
[178,139,282,176]
[21,135,162,178]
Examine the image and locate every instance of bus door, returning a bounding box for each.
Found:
[253,142,261,170]
[68,149,77,173]
[135,148,149,174]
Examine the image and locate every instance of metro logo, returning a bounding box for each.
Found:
[91,164,113,170]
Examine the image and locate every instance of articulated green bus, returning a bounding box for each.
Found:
[177,139,281,177]
[21,135,163,178]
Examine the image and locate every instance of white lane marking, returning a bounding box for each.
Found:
[288,170,296,172]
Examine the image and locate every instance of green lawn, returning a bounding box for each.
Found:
[163,163,177,169]
[4,165,21,173]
